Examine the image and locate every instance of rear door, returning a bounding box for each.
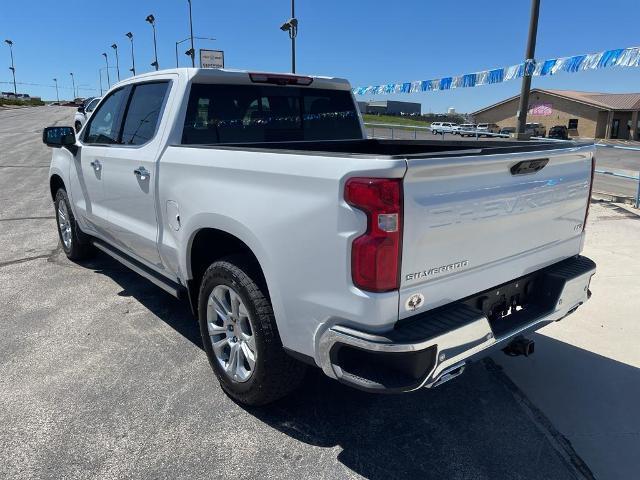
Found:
[399,145,594,319]
[100,80,171,268]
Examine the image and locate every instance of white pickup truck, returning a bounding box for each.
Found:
[43,68,596,406]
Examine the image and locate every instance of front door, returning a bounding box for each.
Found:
[100,81,171,269]
[611,119,620,139]
[71,87,129,236]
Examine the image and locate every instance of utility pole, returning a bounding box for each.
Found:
[187,0,195,67]
[69,72,76,99]
[111,44,120,81]
[146,14,159,70]
[515,0,541,139]
[102,52,110,87]
[4,39,17,96]
[279,0,298,73]
[53,78,59,103]
[126,32,136,76]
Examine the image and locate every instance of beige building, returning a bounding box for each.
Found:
[472,89,640,140]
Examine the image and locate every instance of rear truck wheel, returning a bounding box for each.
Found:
[198,258,306,406]
[54,188,93,260]
[74,121,82,133]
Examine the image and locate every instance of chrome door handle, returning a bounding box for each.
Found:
[90,160,101,171]
[133,166,150,180]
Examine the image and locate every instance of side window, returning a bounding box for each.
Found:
[120,82,170,145]
[86,98,100,113]
[84,88,127,144]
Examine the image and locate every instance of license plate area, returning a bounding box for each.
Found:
[460,271,550,337]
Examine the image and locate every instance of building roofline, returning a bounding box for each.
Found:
[471,88,640,115]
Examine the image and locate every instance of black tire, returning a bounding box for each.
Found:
[54,188,94,260]
[75,121,82,133]
[198,257,306,406]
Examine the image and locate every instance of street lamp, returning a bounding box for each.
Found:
[187,0,195,67]
[175,36,215,67]
[52,78,59,103]
[146,14,159,71]
[4,39,17,96]
[102,52,110,87]
[111,43,120,81]
[69,72,76,99]
[279,0,298,73]
[126,32,136,76]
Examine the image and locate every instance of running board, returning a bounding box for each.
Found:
[92,239,184,298]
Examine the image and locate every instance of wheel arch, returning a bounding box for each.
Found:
[186,227,271,314]
[49,173,66,200]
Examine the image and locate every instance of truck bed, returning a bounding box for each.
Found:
[181,138,593,159]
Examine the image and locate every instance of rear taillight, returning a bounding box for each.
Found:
[345,178,403,292]
[583,155,596,231]
[248,72,313,86]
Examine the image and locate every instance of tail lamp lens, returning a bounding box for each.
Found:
[345,178,403,292]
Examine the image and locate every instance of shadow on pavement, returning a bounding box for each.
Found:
[84,251,583,480]
[497,333,640,480]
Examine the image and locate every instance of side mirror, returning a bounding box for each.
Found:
[77,106,85,113]
[43,126,77,154]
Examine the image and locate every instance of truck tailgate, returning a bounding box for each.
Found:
[399,145,594,319]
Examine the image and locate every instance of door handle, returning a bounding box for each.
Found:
[133,166,150,180]
[90,159,101,171]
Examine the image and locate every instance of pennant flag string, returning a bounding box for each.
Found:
[353,46,640,96]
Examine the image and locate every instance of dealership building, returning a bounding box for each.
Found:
[472,89,640,140]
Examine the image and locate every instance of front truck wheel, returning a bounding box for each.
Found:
[54,188,94,260]
[198,258,306,406]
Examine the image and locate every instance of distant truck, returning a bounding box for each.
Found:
[43,68,596,405]
[74,97,101,132]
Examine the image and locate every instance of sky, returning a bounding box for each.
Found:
[1,0,640,112]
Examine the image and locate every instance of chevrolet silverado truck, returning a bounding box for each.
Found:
[43,68,596,406]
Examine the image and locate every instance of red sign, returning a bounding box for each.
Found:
[529,103,553,116]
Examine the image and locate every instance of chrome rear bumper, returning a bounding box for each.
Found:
[317,255,596,392]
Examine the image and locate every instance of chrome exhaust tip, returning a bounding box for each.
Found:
[430,362,466,388]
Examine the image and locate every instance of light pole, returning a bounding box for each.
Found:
[52,78,59,103]
[111,43,120,81]
[187,0,195,67]
[279,0,298,73]
[69,72,76,99]
[175,36,216,67]
[146,14,159,70]
[4,39,17,96]
[102,52,110,87]
[126,32,136,76]
[515,0,541,139]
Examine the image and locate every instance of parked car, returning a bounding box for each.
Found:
[431,122,458,134]
[548,125,569,140]
[525,122,547,137]
[43,68,596,406]
[499,127,516,136]
[456,123,477,137]
[476,123,500,136]
[74,96,101,132]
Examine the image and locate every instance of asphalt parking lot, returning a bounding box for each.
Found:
[1,106,638,480]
